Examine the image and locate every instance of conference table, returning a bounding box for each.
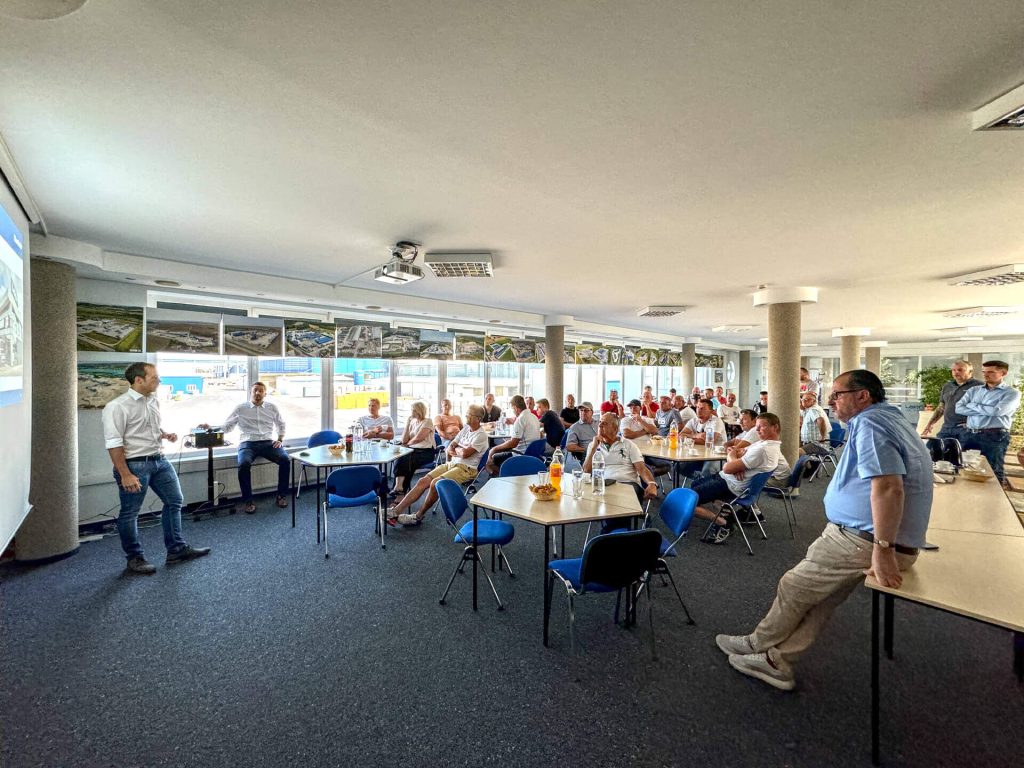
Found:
[866,460,1024,764]
[636,438,727,487]
[469,475,643,645]
[289,442,413,547]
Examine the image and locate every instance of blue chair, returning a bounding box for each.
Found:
[436,478,515,610]
[559,431,569,450]
[499,455,546,478]
[700,471,773,556]
[298,430,343,496]
[651,488,697,624]
[322,466,383,557]
[465,447,492,497]
[409,432,445,485]
[546,529,662,656]
[524,438,548,459]
[762,455,817,539]
[818,421,846,476]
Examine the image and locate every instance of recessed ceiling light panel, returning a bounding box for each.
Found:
[949,264,1024,287]
[941,305,1021,318]
[711,325,754,333]
[637,305,688,318]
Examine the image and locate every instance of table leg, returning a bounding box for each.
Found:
[560,524,566,556]
[543,526,552,647]
[316,467,322,544]
[1014,632,1023,684]
[872,590,881,766]
[290,459,296,528]
[884,594,894,660]
[472,503,479,612]
[378,462,388,543]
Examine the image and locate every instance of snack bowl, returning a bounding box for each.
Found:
[327,444,344,456]
[960,467,991,483]
[528,483,560,500]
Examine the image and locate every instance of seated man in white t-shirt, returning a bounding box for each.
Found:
[486,395,542,474]
[358,398,395,440]
[681,398,728,477]
[583,413,660,531]
[725,409,760,450]
[689,413,784,545]
[621,399,658,440]
[389,405,489,526]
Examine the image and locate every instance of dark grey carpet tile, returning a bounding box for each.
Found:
[2,480,1021,768]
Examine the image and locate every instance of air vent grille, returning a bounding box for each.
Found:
[637,305,688,318]
[424,252,494,278]
[949,264,1024,287]
[712,325,754,333]
[941,305,1021,318]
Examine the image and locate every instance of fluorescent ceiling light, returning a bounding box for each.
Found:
[712,325,754,333]
[948,264,1024,287]
[941,305,1021,318]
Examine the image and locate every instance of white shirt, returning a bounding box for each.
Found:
[102,389,164,458]
[677,406,697,423]
[736,426,760,445]
[403,417,435,449]
[718,404,741,425]
[449,425,489,468]
[358,413,394,435]
[773,452,792,482]
[684,415,726,439]
[592,438,645,484]
[800,404,828,444]
[621,414,655,436]
[223,400,286,442]
[510,409,542,453]
[721,439,782,495]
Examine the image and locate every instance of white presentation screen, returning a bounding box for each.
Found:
[0,202,25,406]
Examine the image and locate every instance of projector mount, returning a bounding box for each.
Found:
[390,241,420,263]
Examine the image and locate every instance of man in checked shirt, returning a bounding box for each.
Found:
[202,380,289,514]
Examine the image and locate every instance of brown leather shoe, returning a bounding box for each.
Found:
[276,495,289,508]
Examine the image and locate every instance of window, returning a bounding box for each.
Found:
[155,354,249,453]
[333,358,391,435]
[259,357,323,442]
[604,365,623,402]
[395,360,438,431]
[623,366,642,402]
[580,365,602,407]
[563,364,580,408]
[446,361,484,419]
[487,362,519,412]
[523,363,546,398]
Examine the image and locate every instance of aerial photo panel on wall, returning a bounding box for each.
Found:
[335,321,384,358]
[285,319,336,358]
[76,302,144,353]
[77,361,130,409]
[223,316,284,356]
[145,309,221,354]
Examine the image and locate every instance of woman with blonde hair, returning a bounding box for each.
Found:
[392,401,438,499]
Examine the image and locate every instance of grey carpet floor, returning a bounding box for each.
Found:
[1,478,1021,768]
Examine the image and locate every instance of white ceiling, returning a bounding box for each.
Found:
[2,0,1024,347]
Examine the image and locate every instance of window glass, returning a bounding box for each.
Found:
[883,355,923,405]
[580,365,602,406]
[446,362,484,419]
[642,366,658,395]
[604,365,623,402]
[258,357,323,442]
[487,362,519,413]
[523,363,546,398]
[394,360,438,431]
[333,358,391,436]
[623,366,642,402]
[562,364,580,410]
[156,354,248,453]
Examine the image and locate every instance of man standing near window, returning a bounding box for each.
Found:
[104,362,210,574]
[203,381,289,514]
[955,360,1021,488]
[921,360,982,444]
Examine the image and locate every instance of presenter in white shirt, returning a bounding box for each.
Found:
[102,363,210,575]
[202,381,289,514]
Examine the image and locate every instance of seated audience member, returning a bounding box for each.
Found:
[359,398,394,440]
[525,395,540,418]
[486,395,542,474]
[536,398,565,450]
[703,388,718,410]
[622,399,658,439]
[753,391,769,416]
[653,396,685,437]
[640,387,659,418]
[669,388,679,399]
[682,399,727,446]
[560,393,580,428]
[388,406,488,526]
[433,398,463,443]
[392,401,438,498]
[718,392,742,437]
[201,381,289,514]
[601,389,625,417]
[481,393,502,423]
[715,386,727,404]
[799,392,829,456]
[799,367,821,400]
[672,394,697,423]
[690,413,784,544]
[688,392,701,410]
[725,409,760,449]
[690,386,701,399]
[564,401,598,456]
[583,413,660,530]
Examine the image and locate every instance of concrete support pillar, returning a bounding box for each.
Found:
[544,317,570,412]
[865,346,881,375]
[967,352,984,373]
[21,259,79,562]
[768,303,802,466]
[738,350,751,405]
[840,335,862,374]
[681,343,696,393]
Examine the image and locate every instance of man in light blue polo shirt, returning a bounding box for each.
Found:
[714,370,932,691]
[955,359,1021,487]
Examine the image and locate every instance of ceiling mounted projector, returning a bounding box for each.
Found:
[373,241,425,285]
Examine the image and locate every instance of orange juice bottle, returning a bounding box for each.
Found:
[549,447,564,492]
[669,422,678,451]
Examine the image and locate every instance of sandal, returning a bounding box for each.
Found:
[385,513,400,528]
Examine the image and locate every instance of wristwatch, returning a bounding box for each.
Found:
[874,538,892,549]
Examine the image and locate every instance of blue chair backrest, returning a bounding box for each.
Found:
[659,488,697,538]
[580,530,661,590]
[736,471,773,505]
[434,431,444,449]
[524,438,548,459]
[559,431,569,450]
[476,446,491,473]
[500,455,545,478]
[828,421,845,444]
[436,478,468,526]
[309,430,342,448]
[325,465,381,498]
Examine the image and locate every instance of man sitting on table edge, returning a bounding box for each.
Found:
[199,380,289,514]
[486,394,543,474]
[582,413,660,532]
[690,412,785,545]
[387,405,489,527]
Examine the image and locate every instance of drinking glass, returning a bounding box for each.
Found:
[572,469,584,498]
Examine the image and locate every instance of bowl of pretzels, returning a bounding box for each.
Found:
[528,483,560,500]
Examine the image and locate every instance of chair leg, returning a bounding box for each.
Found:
[378,501,386,550]
[659,563,695,625]
[751,504,768,540]
[473,549,504,610]
[722,504,755,556]
[323,503,329,559]
[439,549,470,605]
[497,546,515,578]
[567,592,576,654]
[785,495,796,539]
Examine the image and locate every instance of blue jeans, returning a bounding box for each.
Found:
[936,423,965,443]
[237,440,291,500]
[114,456,187,559]
[960,429,1011,482]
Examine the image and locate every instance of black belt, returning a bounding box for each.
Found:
[967,428,1008,434]
[837,525,918,555]
[126,454,163,461]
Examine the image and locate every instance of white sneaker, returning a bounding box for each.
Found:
[715,634,755,656]
[397,513,422,526]
[728,649,796,691]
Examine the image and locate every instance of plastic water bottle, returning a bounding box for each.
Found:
[592,451,606,496]
[550,447,564,493]
[352,421,364,453]
[705,423,715,450]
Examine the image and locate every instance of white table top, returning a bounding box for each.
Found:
[928,462,1023,538]
[290,443,412,468]
[635,437,726,464]
[470,475,642,527]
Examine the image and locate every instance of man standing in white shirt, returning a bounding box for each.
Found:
[203,381,289,514]
[487,395,542,474]
[718,392,742,438]
[358,398,395,440]
[102,363,210,575]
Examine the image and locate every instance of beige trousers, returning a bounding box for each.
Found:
[749,523,917,664]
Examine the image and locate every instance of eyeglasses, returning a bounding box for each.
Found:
[828,388,863,402]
